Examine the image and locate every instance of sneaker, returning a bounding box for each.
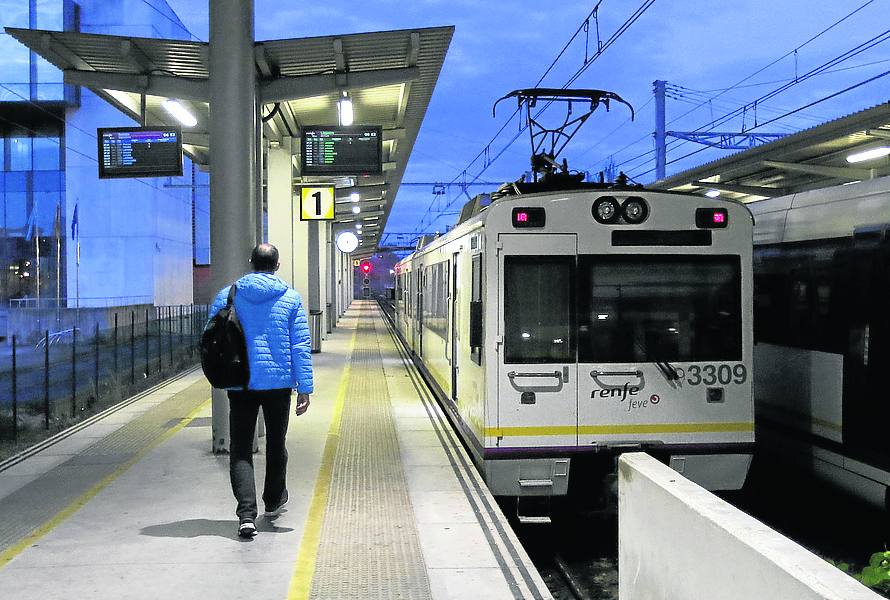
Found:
[264,490,289,517]
[238,520,257,538]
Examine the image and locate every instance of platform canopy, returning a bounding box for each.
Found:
[653,102,890,203]
[5,25,454,253]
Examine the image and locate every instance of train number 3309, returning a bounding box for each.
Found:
[685,364,747,386]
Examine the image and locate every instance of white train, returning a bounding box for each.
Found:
[749,176,890,510]
[393,182,756,504]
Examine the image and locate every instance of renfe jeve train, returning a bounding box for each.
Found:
[393,184,756,504]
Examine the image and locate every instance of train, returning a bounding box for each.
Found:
[392,178,756,511]
[749,175,890,511]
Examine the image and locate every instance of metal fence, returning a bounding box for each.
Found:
[0,305,209,458]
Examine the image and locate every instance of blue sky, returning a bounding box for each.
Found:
[165,0,890,241]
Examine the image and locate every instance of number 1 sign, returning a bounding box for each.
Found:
[299,186,335,221]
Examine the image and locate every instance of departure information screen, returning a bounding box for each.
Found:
[301,126,382,176]
[97,126,183,179]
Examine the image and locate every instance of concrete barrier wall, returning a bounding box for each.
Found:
[618,453,882,600]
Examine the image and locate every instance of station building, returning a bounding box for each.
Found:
[0,0,206,337]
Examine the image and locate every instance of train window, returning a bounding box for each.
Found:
[504,256,575,364]
[577,255,741,363]
[470,254,483,365]
[753,239,848,353]
[422,262,449,338]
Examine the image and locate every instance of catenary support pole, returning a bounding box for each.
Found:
[209,0,258,454]
[654,79,666,181]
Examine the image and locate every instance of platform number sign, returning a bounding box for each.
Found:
[300,186,335,221]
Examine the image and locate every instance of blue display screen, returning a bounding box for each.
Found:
[98,126,183,179]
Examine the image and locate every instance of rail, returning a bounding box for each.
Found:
[9,296,153,309]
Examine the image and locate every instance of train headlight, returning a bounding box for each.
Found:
[621,197,649,224]
[592,196,621,224]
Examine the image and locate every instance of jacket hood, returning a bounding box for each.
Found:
[234,272,289,304]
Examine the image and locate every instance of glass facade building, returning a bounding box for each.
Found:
[0,0,206,313]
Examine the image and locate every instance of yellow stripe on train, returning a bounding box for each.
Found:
[485,422,755,437]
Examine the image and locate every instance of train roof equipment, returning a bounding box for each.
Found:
[492,87,635,192]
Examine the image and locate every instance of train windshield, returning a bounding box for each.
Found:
[577,255,742,363]
[504,256,575,363]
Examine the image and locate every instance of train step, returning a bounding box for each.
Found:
[516,495,552,525]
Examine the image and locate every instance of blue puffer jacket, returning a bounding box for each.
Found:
[208,273,313,393]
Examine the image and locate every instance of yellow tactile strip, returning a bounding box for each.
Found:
[0,380,209,564]
[309,308,432,600]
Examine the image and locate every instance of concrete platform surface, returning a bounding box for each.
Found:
[0,301,550,600]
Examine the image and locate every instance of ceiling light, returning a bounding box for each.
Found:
[705,189,720,198]
[846,147,890,163]
[162,99,198,127]
[350,192,360,203]
[355,223,362,229]
[352,206,360,214]
[337,92,354,126]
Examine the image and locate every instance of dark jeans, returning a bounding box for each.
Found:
[227,388,291,522]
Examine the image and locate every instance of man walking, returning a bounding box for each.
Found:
[208,243,313,538]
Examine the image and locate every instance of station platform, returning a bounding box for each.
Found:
[0,301,550,600]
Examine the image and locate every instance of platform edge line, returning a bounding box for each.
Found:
[0,396,210,570]
[286,327,357,600]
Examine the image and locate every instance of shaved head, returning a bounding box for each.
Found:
[250,243,279,272]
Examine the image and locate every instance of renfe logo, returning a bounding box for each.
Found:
[591,382,640,401]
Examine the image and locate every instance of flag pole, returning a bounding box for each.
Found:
[72,200,80,321]
[76,241,80,312]
[35,219,40,311]
[55,201,61,324]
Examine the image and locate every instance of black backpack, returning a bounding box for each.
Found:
[200,284,249,389]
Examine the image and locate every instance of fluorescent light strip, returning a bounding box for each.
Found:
[846,147,890,163]
[162,99,197,127]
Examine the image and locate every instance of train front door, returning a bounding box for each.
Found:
[497,234,578,449]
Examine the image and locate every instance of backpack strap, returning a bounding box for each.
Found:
[226,283,238,308]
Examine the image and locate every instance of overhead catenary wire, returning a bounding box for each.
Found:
[411,0,658,237]
[626,65,890,181]
[139,0,203,42]
[611,22,890,177]
[408,2,611,237]
[586,0,886,175]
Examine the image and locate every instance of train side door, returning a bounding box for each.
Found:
[450,253,460,400]
[497,234,578,448]
[416,268,424,356]
[839,239,890,461]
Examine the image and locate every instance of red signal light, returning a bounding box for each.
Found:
[360,261,372,275]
